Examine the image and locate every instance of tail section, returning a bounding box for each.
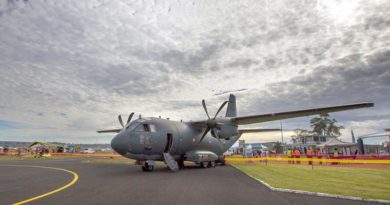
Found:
[226,94,237,117]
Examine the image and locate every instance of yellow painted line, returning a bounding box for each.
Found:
[0,165,78,205]
[225,157,390,164]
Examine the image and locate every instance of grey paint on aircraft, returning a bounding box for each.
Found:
[100,94,373,171]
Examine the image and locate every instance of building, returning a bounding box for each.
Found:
[290,135,382,155]
[290,135,337,153]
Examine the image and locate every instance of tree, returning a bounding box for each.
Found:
[291,128,311,138]
[310,113,344,136]
[273,141,283,154]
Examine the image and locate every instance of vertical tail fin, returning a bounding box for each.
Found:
[226,94,237,117]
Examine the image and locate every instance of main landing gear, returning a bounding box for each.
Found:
[200,161,215,168]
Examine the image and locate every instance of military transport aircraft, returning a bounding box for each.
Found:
[97,94,373,172]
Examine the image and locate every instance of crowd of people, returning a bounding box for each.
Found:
[287,147,343,165]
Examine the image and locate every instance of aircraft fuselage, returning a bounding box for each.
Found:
[111,117,240,163]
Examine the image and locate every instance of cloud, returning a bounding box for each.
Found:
[0,0,389,144]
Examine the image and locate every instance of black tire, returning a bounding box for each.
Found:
[142,165,154,172]
[200,162,208,168]
[178,160,185,169]
[209,161,216,167]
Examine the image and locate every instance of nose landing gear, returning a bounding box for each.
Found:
[141,160,155,172]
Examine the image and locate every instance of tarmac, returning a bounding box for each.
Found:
[0,158,383,205]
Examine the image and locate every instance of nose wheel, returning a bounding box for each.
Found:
[141,160,155,172]
[142,165,154,172]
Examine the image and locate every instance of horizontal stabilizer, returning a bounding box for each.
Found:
[233,102,374,125]
[238,128,280,133]
[97,128,122,133]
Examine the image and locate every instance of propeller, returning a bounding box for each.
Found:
[199,100,228,143]
[118,112,135,127]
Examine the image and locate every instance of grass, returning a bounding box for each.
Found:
[232,162,390,201]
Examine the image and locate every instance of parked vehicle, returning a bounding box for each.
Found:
[80,148,95,154]
[223,150,234,156]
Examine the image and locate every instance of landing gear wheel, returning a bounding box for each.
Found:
[200,162,208,168]
[178,160,185,169]
[142,164,154,172]
[209,161,216,168]
[219,159,226,166]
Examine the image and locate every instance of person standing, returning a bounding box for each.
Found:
[307,148,312,165]
[333,148,339,165]
[294,149,301,164]
[287,148,292,164]
[317,149,322,165]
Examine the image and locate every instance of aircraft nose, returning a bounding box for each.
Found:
[111,133,129,155]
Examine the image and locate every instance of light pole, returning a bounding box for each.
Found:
[280,121,285,153]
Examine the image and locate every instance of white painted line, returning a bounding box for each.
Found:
[230,164,390,204]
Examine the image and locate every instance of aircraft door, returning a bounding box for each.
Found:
[164,129,180,154]
[164,133,173,153]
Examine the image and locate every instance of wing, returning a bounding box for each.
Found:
[97,128,122,133]
[238,128,280,133]
[233,102,374,125]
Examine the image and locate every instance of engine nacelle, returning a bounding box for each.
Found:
[214,124,238,139]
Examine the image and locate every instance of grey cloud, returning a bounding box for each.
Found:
[1,0,389,142]
[241,50,390,119]
[226,59,259,69]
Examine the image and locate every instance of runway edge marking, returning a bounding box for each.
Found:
[0,165,79,205]
[229,164,390,204]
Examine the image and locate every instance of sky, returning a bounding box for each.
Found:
[0,0,389,144]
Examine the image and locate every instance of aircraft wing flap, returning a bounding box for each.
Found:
[97,128,122,133]
[233,102,374,125]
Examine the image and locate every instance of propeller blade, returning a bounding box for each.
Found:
[199,127,210,142]
[118,115,124,127]
[213,101,228,119]
[202,99,210,119]
[127,112,134,124]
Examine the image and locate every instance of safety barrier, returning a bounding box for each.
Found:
[1,152,390,164]
[225,156,390,164]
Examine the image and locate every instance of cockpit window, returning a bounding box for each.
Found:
[134,123,156,132]
[126,122,140,131]
[143,124,150,132]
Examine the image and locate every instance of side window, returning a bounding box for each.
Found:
[149,124,156,132]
